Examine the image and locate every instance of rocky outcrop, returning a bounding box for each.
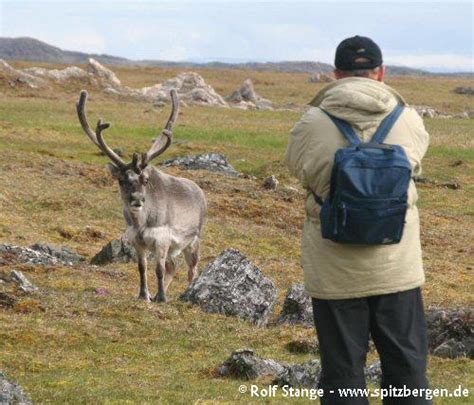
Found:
[162,153,241,176]
[86,57,121,87]
[0,243,83,267]
[22,66,88,82]
[277,284,313,328]
[426,308,473,359]
[0,372,33,404]
[29,243,84,265]
[219,349,381,388]
[150,72,228,107]
[181,249,278,326]
[227,79,273,110]
[0,59,47,88]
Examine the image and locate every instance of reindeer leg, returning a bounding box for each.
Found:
[163,257,177,293]
[136,247,150,301]
[183,240,200,284]
[154,248,168,303]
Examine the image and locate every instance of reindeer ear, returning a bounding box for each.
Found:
[107,163,121,178]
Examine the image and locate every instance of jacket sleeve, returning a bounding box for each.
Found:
[285,108,343,198]
[404,107,430,176]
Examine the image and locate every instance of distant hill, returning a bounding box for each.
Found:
[0,37,130,65]
[0,36,461,76]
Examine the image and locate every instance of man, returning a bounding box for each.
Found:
[285,36,430,404]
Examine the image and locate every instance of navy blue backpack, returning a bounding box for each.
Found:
[314,105,412,245]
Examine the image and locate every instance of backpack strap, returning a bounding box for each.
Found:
[321,109,361,146]
[371,105,404,144]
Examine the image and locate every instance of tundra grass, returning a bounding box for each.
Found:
[0,64,473,403]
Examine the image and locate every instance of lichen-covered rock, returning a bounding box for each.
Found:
[277,284,313,328]
[0,244,59,266]
[218,349,287,380]
[30,243,84,265]
[433,339,473,359]
[274,360,321,388]
[162,153,241,176]
[181,249,278,326]
[0,371,33,404]
[91,238,138,265]
[426,307,473,359]
[227,79,273,110]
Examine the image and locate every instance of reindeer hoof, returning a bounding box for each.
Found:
[153,294,167,303]
[138,293,151,301]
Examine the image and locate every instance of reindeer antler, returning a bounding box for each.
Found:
[76,90,128,170]
[76,89,179,173]
[141,89,179,168]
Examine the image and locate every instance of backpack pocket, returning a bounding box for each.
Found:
[336,202,407,244]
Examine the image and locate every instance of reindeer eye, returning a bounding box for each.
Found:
[142,177,149,185]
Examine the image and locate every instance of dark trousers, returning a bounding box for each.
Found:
[312,287,431,404]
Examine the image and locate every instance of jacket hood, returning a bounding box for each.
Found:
[309,77,406,132]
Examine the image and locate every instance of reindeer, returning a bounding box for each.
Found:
[76,89,207,302]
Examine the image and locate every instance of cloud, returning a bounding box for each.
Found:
[385,53,473,72]
[56,32,107,54]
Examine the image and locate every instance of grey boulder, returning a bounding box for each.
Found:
[0,372,32,404]
[181,249,278,326]
[277,284,314,328]
[91,238,147,265]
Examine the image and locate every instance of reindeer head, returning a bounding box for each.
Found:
[76,89,179,213]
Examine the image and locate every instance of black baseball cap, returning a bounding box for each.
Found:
[335,36,383,71]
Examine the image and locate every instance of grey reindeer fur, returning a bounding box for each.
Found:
[77,89,207,302]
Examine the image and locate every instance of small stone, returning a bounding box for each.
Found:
[263,175,279,190]
[95,287,111,296]
[365,360,382,382]
[10,270,38,293]
[218,349,287,380]
[286,339,318,354]
[0,292,17,308]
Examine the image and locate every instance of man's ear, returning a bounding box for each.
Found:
[376,65,386,82]
[107,163,121,179]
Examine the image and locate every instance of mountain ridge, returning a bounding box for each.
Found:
[0,36,469,76]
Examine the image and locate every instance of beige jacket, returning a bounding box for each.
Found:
[285,77,429,299]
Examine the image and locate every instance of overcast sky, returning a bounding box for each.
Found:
[0,0,472,72]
